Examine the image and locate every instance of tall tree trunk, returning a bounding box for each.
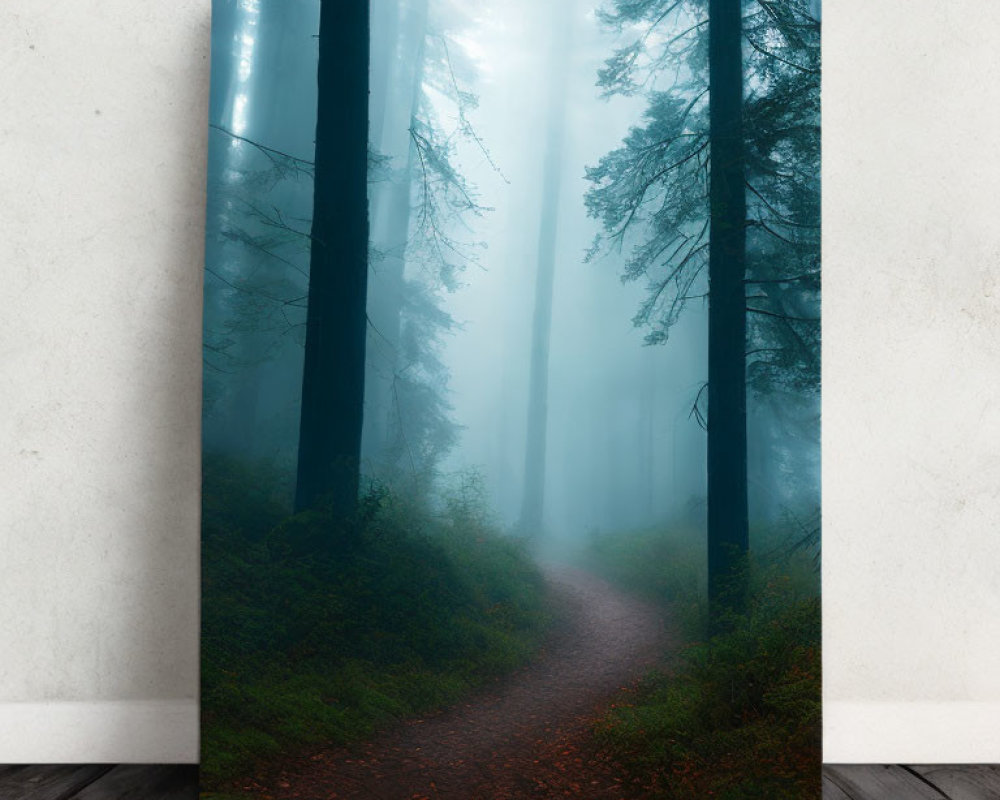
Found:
[640,355,656,521]
[747,400,770,522]
[707,0,748,619]
[368,0,401,153]
[519,1,573,536]
[363,0,429,474]
[294,0,370,519]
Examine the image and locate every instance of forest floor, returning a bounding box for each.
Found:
[232,565,675,800]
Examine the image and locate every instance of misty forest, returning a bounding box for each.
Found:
[201,0,820,797]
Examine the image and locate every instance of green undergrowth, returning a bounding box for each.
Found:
[582,522,821,799]
[200,457,548,793]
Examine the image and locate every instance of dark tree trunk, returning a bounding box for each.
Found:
[294,0,370,519]
[519,1,573,537]
[707,0,749,620]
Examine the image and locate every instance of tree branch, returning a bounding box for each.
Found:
[210,124,314,167]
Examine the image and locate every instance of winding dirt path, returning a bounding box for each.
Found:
[242,565,674,799]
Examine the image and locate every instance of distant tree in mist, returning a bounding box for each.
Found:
[364,0,432,474]
[294,0,370,519]
[201,0,319,468]
[365,0,490,492]
[519,0,575,537]
[586,0,820,617]
[203,157,311,425]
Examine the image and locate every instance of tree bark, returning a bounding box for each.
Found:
[294,0,370,519]
[707,0,749,619]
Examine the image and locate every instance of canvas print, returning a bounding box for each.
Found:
[201,0,820,797]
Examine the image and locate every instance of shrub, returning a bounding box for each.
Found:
[201,457,548,791]
[585,525,820,799]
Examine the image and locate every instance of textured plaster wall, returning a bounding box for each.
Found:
[0,0,206,761]
[823,0,1000,762]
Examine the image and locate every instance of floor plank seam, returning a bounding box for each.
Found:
[52,765,115,800]
[823,767,860,798]
[899,765,955,800]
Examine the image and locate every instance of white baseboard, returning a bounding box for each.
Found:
[0,701,198,763]
[824,701,1000,763]
[4,699,998,765]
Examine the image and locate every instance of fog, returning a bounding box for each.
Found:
[204,0,820,553]
[199,3,822,789]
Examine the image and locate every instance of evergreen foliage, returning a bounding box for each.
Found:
[586,0,820,396]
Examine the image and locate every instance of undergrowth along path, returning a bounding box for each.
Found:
[240,565,675,799]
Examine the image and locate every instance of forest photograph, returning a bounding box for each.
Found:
[201,0,820,797]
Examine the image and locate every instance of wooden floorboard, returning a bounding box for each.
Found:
[824,765,1000,800]
[823,774,856,800]
[0,765,112,800]
[0,766,196,800]
[825,765,949,799]
[72,765,198,800]
[0,766,27,781]
[5,763,1000,799]
[909,765,1000,800]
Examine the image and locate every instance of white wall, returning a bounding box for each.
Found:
[823,0,1000,763]
[1,0,999,768]
[0,0,206,763]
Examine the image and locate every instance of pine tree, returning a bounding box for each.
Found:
[706,0,749,616]
[587,0,820,621]
[294,0,370,520]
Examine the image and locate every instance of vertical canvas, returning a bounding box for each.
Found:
[201,1,820,796]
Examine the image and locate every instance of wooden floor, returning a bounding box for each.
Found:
[3,764,999,798]
[824,765,1000,799]
[0,765,197,799]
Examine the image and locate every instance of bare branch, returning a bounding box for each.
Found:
[743,33,819,74]
[690,381,709,431]
[747,306,820,323]
[744,270,819,286]
[210,124,314,167]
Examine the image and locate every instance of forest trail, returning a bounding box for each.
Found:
[242,565,674,799]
